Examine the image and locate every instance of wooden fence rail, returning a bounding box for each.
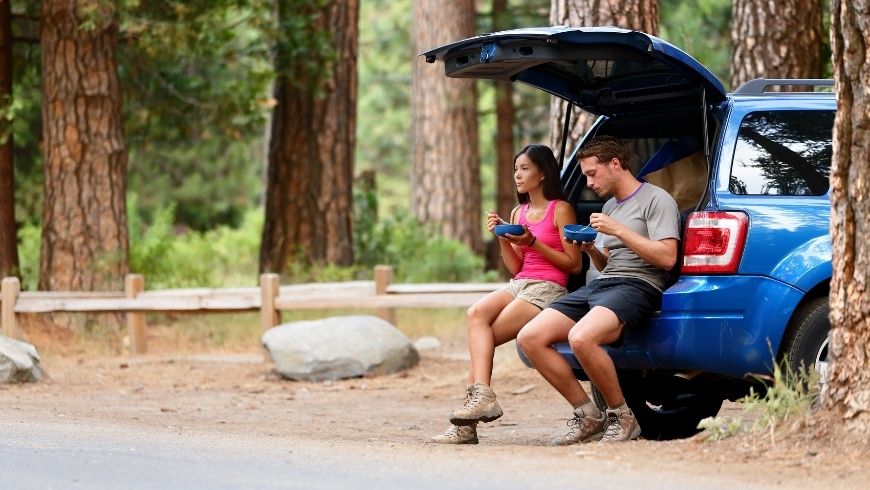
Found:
[1,266,503,354]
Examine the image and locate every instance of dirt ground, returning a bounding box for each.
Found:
[4,325,870,489]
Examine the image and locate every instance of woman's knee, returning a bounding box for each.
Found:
[466,303,486,324]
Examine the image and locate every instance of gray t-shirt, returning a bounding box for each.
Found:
[595,182,681,291]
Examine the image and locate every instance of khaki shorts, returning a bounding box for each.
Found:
[504,279,567,310]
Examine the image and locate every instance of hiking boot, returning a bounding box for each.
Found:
[550,405,606,445]
[449,383,503,425]
[430,423,478,444]
[600,407,642,442]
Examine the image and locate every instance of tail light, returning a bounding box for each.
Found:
[681,211,749,274]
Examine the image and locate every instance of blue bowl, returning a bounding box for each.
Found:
[494,224,524,237]
[563,224,597,243]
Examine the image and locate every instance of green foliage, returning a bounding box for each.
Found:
[272,0,336,93]
[697,361,821,442]
[128,138,262,231]
[355,0,412,214]
[660,0,732,86]
[352,189,493,283]
[741,362,821,438]
[16,223,40,291]
[128,198,262,288]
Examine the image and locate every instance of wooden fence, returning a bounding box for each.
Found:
[1,265,503,354]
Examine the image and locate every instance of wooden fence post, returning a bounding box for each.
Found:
[373,265,395,323]
[260,273,280,331]
[2,276,21,339]
[125,274,147,354]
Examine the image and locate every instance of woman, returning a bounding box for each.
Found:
[432,144,581,444]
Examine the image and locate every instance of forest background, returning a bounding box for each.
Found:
[2,0,823,291]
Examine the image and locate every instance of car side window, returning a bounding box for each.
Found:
[729,110,834,196]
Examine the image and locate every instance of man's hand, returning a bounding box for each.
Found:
[589,212,623,237]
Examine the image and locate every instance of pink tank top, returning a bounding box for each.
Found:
[514,200,568,287]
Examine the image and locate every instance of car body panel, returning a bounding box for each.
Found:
[422,26,726,116]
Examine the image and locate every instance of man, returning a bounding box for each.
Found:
[516,135,680,443]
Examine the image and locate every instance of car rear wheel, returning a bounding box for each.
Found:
[780,297,830,383]
[591,371,724,440]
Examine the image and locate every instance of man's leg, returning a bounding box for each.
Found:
[516,309,589,406]
[567,306,624,406]
[568,305,641,442]
[518,308,608,444]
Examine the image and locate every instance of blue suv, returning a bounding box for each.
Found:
[424,27,833,439]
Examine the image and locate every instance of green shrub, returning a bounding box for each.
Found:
[697,360,821,442]
[352,201,492,283]
[129,198,261,288]
[17,223,40,291]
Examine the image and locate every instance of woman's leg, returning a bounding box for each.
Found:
[471,298,540,385]
[466,290,514,384]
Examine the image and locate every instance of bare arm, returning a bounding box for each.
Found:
[589,213,679,270]
[579,242,610,272]
[487,206,524,276]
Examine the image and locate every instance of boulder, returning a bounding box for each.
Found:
[0,335,44,383]
[262,315,419,381]
[413,336,441,351]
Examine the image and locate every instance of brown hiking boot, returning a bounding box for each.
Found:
[430,423,478,444]
[550,405,606,445]
[600,407,642,442]
[449,383,503,425]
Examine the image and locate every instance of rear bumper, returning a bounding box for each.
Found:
[517,275,804,377]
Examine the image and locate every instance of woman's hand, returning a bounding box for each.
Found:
[505,225,535,246]
[485,210,505,232]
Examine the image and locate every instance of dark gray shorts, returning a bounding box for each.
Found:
[548,277,662,329]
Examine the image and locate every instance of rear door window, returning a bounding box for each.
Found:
[729,110,834,196]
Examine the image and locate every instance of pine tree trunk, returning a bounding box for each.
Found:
[411,0,482,254]
[548,0,659,156]
[492,0,515,274]
[0,0,17,279]
[260,0,358,273]
[730,0,823,91]
[39,0,128,292]
[825,0,870,436]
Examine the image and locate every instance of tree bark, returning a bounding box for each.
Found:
[825,0,870,436]
[492,0,515,274]
[0,0,17,279]
[729,0,823,91]
[260,0,359,273]
[39,0,128,292]
[411,0,482,254]
[548,0,659,156]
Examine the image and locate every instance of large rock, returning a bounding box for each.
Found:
[262,315,419,381]
[0,335,44,383]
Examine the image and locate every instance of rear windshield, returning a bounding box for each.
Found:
[729,110,834,196]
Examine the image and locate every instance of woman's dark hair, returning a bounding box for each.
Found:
[514,144,565,204]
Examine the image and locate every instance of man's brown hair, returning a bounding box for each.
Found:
[577,135,630,170]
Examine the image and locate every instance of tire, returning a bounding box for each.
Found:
[591,371,724,440]
[780,297,830,382]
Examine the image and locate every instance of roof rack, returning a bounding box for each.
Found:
[733,78,833,95]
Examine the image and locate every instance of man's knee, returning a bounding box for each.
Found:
[516,321,544,352]
[567,328,595,352]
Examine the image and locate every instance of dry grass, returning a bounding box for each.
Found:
[18,308,472,359]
